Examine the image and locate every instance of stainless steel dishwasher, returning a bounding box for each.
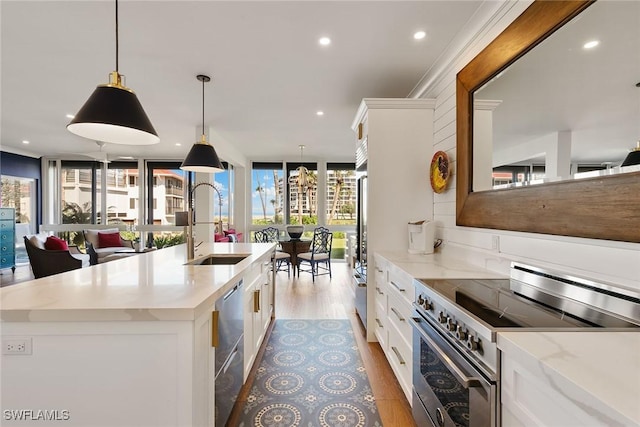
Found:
[213,279,244,427]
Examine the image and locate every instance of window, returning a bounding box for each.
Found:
[326,163,356,225]
[146,163,186,225]
[252,162,284,225]
[215,162,234,230]
[60,161,100,224]
[106,162,137,227]
[287,161,317,225]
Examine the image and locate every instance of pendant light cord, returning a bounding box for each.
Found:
[115,0,119,72]
[202,77,205,137]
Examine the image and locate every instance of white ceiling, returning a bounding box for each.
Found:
[1,0,484,165]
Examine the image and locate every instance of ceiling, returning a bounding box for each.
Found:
[1,0,484,165]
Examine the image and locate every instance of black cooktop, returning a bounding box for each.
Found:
[418,277,639,329]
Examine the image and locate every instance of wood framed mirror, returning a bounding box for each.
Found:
[456,0,640,243]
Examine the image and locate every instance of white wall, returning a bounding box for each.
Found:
[414,1,640,289]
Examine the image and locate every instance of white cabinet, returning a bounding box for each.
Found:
[352,98,435,342]
[243,258,274,381]
[372,252,414,404]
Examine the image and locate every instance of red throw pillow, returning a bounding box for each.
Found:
[224,229,236,236]
[44,236,69,251]
[98,232,122,248]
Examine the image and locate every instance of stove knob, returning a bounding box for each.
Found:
[422,299,433,311]
[455,325,468,341]
[446,318,457,332]
[417,295,425,305]
[438,311,448,324]
[467,336,480,351]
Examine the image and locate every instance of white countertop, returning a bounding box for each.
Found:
[376,250,506,280]
[498,331,640,426]
[0,243,274,322]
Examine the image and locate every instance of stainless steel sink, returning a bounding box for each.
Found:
[186,254,250,266]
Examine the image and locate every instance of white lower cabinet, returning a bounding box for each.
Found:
[501,350,605,427]
[243,259,273,381]
[386,320,413,403]
[373,253,414,404]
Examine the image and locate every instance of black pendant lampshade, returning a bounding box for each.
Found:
[621,141,640,167]
[67,1,158,146]
[180,74,224,173]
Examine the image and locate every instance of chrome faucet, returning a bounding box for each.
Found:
[185,182,223,260]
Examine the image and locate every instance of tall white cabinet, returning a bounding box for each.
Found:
[351,98,435,342]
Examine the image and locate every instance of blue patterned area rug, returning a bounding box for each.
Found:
[238,319,383,427]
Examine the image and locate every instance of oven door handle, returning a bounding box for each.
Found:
[410,317,483,389]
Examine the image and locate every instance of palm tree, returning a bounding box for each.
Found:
[255,173,267,221]
[62,201,92,224]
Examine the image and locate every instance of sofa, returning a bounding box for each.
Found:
[215,228,243,243]
[24,234,90,278]
[83,228,134,265]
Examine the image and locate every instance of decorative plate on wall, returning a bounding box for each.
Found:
[430,151,450,193]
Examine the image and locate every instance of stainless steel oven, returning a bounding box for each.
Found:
[411,313,495,427]
[410,262,640,427]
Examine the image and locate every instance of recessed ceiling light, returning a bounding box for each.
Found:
[319,37,331,46]
[414,31,426,40]
[22,140,29,144]
[119,156,134,160]
[316,111,324,116]
[66,114,75,119]
[175,143,181,146]
[583,40,599,49]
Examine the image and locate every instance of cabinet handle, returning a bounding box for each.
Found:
[376,267,383,273]
[376,287,384,295]
[391,346,405,365]
[253,290,261,313]
[375,318,383,328]
[390,281,405,292]
[390,307,405,322]
[211,310,219,348]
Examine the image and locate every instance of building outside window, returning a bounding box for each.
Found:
[326,163,356,226]
[60,161,100,226]
[287,161,317,225]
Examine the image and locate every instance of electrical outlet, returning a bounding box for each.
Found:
[2,337,32,355]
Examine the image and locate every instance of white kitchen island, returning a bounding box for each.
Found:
[0,243,275,427]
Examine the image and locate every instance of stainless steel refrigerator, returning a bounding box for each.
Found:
[354,172,367,329]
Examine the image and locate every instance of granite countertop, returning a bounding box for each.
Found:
[376,250,506,280]
[0,242,274,322]
[498,331,640,426]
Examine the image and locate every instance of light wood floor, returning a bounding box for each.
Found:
[229,262,416,427]
[3,261,416,426]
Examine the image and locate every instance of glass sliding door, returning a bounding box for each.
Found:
[1,175,36,264]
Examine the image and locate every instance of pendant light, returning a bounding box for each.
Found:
[67,0,159,145]
[296,144,309,190]
[180,75,224,173]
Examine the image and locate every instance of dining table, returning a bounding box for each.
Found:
[278,238,312,276]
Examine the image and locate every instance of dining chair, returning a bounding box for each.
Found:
[297,226,332,283]
[255,228,291,277]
